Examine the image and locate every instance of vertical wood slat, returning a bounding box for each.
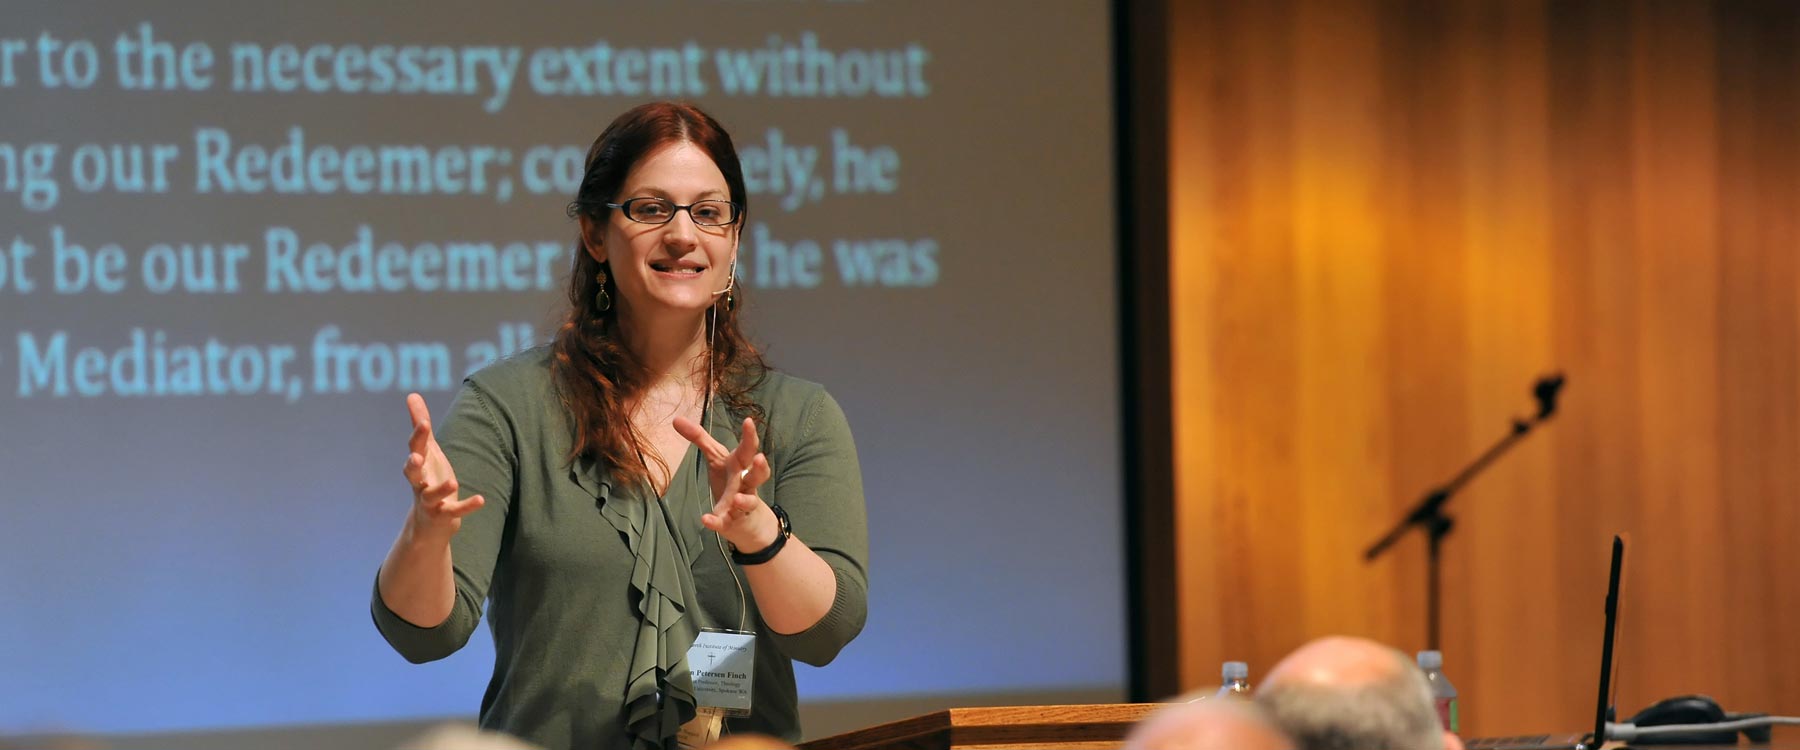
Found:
[1164,0,1800,735]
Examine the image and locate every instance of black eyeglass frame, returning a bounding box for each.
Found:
[603,197,744,227]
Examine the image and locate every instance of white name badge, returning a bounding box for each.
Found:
[687,629,755,717]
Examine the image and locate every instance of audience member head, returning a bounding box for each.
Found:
[1256,636,1463,750]
[701,733,799,750]
[393,723,542,750]
[1126,698,1294,750]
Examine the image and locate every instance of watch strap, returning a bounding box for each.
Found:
[730,505,790,565]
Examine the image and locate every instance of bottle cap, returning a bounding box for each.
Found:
[1416,650,1443,670]
[1222,661,1249,681]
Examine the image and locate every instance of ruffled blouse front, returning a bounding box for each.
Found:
[578,453,704,750]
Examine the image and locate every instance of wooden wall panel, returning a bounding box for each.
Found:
[1713,1,1800,712]
[1165,0,1800,735]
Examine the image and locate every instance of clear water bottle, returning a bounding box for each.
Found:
[1417,650,1458,733]
[1215,661,1251,699]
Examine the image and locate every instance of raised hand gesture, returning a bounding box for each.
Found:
[672,416,777,552]
[402,393,486,541]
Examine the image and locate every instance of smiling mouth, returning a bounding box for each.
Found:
[649,262,706,275]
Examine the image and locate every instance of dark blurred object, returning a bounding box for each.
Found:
[1626,695,1773,745]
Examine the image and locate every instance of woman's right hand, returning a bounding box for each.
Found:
[403,393,485,541]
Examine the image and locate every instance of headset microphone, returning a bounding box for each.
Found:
[711,250,738,297]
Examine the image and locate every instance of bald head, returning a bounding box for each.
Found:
[394,723,542,750]
[1126,699,1294,750]
[1263,636,1414,690]
[1255,636,1461,750]
[701,734,798,750]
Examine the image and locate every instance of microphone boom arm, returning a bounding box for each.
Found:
[1363,373,1565,650]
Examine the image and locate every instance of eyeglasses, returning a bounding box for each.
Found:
[605,197,742,227]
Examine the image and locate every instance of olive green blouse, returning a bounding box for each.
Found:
[372,347,869,750]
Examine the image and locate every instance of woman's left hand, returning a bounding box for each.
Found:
[672,416,778,551]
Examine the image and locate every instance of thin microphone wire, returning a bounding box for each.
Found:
[702,288,748,633]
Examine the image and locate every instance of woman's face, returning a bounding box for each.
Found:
[586,140,739,318]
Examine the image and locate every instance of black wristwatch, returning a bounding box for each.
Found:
[730,505,790,565]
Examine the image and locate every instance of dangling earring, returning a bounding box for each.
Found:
[594,267,612,313]
[721,255,737,312]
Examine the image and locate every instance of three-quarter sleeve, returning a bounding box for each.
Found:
[372,380,517,663]
[764,388,869,666]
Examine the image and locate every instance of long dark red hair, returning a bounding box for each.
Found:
[554,101,766,486]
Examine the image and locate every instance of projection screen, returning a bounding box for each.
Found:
[0,0,1123,742]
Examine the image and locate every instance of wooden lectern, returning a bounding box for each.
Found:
[800,704,1162,750]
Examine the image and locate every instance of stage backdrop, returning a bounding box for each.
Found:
[0,0,1125,740]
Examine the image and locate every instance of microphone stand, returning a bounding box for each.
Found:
[1364,374,1565,651]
